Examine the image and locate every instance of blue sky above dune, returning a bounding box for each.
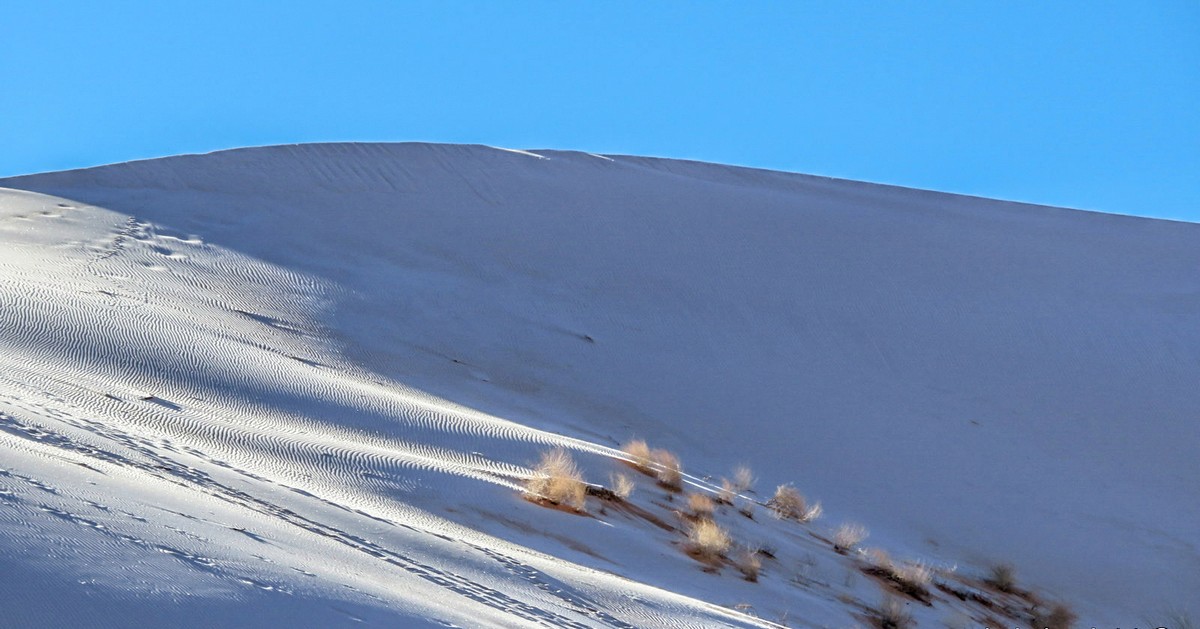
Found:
[2,1,1196,221]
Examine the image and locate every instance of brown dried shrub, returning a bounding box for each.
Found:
[524,448,586,511]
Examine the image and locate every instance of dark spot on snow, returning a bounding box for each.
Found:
[288,354,322,367]
[585,485,619,501]
[140,395,182,411]
[231,309,305,334]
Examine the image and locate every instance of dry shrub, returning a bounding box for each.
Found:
[876,596,914,629]
[862,548,932,602]
[621,439,653,473]
[768,484,805,519]
[895,561,932,589]
[864,547,894,571]
[610,472,635,499]
[524,448,586,511]
[687,493,715,517]
[987,563,1017,593]
[733,465,754,491]
[621,440,682,490]
[718,465,753,504]
[1032,603,1077,629]
[768,484,820,521]
[717,478,736,504]
[834,523,868,553]
[687,519,731,561]
[650,448,682,490]
[735,548,762,582]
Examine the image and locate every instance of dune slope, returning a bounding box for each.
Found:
[1,143,1196,627]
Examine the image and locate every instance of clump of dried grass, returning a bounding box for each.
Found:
[732,465,754,491]
[718,465,755,504]
[987,563,1017,593]
[768,484,821,522]
[687,492,715,517]
[861,549,932,602]
[734,548,762,582]
[894,561,932,589]
[833,523,868,553]
[621,440,683,490]
[876,596,914,629]
[768,484,805,519]
[609,472,635,499]
[718,478,737,504]
[524,448,586,511]
[650,448,682,490]
[687,519,731,562]
[621,439,653,473]
[1031,603,1077,629]
[864,547,894,571]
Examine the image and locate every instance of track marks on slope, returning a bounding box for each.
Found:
[0,189,776,627]
[1,412,624,627]
[3,375,761,627]
[7,476,292,597]
[479,547,639,629]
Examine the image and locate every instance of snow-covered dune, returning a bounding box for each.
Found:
[1,143,1196,627]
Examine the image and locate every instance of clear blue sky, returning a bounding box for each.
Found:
[3,2,1197,221]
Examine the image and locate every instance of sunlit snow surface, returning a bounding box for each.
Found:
[1,144,1196,627]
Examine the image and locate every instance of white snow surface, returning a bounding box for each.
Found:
[0,143,1196,627]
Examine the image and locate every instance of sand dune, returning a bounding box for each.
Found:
[1,144,1196,627]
